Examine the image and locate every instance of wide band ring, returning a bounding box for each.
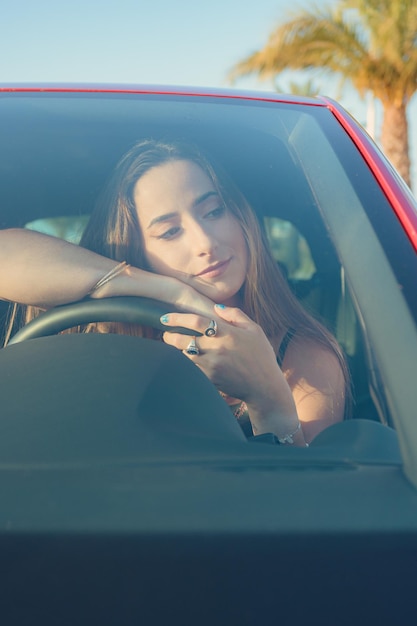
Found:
[185,336,200,356]
[204,319,218,337]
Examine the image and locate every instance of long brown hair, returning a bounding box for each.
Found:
[4,138,350,409]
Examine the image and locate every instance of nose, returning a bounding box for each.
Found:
[189,221,218,256]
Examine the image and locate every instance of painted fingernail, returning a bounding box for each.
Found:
[160,314,170,324]
[215,303,226,309]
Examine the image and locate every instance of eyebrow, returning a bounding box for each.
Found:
[146,191,219,229]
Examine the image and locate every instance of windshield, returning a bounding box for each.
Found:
[1,90,417,469]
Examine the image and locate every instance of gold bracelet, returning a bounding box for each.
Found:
[88,261,130,296]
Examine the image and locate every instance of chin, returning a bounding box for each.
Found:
[214,290,242,307]
[192,275,244,306]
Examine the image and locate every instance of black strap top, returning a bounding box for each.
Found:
[277,328,296,367]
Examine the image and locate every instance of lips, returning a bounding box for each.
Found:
[196,259,231,278]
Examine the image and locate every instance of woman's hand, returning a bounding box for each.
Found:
[164,278,221,319]
[160,304,303,443]
[161,304,277,401]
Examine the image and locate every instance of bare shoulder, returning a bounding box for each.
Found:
[282,334,344,387]
[281,333,346,438]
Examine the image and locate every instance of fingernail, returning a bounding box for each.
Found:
[160,314,170,324]
[215,304,226,309]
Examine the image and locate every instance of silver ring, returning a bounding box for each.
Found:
[185,337,200,356]
[204,319,218,337]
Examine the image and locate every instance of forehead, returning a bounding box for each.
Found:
[133,159,216,217]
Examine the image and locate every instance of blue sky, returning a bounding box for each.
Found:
[1,0,415,186]
[1,0,329,87]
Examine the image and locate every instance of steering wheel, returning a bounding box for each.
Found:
[8,296,203,345]
[2,297,248,459]
[6,297,403,458]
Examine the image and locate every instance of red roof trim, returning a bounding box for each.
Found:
[0,83,326,106]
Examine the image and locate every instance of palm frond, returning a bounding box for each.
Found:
[228,1,417,103]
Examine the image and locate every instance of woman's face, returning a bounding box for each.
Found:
[134,159,249,305]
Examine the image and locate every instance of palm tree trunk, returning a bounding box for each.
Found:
[380,101,411,188]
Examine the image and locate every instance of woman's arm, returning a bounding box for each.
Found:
[0,229,119,307]
[160,305,345,446]
[281,337,346,443]
[0,228,216,315]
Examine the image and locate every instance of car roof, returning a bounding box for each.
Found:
[0,82,324,105]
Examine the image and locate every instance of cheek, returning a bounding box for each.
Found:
[231,225,249,265]
[226,215,245,244]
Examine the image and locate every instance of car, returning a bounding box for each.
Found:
[1,84,417,625]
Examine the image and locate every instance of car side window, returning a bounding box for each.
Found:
[25,216,89,243]
[264,217,316,281]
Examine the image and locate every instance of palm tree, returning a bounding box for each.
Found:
[229,0,417,188]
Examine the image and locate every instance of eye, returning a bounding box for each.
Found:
[158,226,181,240]
[205,205,225,219]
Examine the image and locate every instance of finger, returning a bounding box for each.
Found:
[160,312,216,336]
[214,304,252,328]
[162,331,202,355]
[161,330,179,348]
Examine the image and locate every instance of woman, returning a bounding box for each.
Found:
[0,139,348,445]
